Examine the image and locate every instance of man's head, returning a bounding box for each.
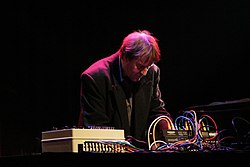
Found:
[119,30,161,82]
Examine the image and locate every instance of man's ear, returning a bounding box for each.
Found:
[121,51,128,62]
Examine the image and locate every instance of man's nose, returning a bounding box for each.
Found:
[140,67,149,76]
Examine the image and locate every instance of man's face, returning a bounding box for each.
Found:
[122,56,154,82]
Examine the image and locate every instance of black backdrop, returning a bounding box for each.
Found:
[2,0,249,156]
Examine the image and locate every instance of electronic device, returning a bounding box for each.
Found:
[162,130,192,143]
[41,128,126,153]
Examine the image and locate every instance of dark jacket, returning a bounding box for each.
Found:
[79,51,170,141]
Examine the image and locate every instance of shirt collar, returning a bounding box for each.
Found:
[118,55,124,82]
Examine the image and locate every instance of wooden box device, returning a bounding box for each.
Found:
[41,128,125,153]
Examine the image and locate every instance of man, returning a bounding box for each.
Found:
[78,30,172,143]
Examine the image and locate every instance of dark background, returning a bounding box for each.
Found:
[2,0,249,156]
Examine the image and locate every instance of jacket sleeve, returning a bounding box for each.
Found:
[80,73,110,128]
[148,66,172,129]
